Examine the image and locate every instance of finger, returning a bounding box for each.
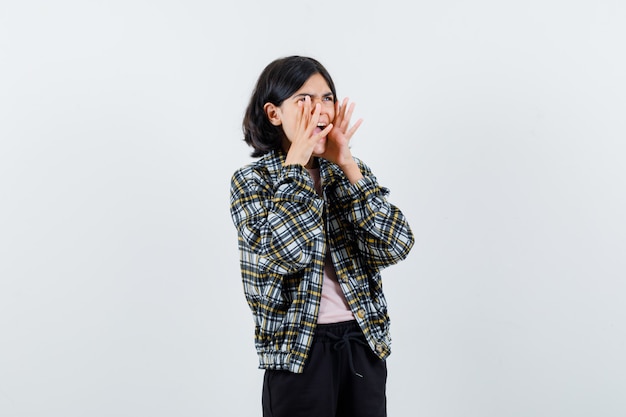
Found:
[311,102,321,130]
[345,118,363,141]
[344,102,356,124]
[337,98,354,131]
[294,100,307,136]
[299,97,318,136]
[317,123,333,139]
[341,102,356,131]
[299,102,321,144]
[341,97,350,117]
[334,99,345,127]
[303,96,312,126]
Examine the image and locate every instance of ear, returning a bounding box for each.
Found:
[264,103,282,126]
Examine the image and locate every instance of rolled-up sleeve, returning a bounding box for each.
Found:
[230,163,324,274]
[333,161,414,268]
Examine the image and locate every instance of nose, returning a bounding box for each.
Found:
[309,96,323,108]
[306,96,332,119]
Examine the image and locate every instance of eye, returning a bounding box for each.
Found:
[323,96,334,102]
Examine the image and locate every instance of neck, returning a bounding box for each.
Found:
[305,157,319,169]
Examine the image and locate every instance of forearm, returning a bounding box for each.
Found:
[230,165,324,271]
[333,164,414,265]
[338,159,363,184]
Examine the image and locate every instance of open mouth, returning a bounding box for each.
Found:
[314,123,327,135]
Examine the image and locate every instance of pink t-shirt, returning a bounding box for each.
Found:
[307,166,355,324]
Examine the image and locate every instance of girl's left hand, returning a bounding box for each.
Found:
[320,97,363,167]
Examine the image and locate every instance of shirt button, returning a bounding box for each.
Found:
[356,309,366,319]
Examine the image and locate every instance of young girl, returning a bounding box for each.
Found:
[230,56,414,417]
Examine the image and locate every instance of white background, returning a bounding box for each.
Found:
[1,1,625,416]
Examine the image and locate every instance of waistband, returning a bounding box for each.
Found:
[314,320,361,342]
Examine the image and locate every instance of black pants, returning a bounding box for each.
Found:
[262,320,387,417]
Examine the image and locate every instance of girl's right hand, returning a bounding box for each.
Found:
[284,96,333,167]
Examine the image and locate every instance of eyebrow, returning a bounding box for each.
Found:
[292,92,334,99]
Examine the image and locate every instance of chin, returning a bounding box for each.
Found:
[313,140,327,155]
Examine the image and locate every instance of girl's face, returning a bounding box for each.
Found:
[268,73,336,156]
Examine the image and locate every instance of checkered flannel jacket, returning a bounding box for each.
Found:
[229,150,414,374]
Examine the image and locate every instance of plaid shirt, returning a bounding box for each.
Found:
[230,150,414,373]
